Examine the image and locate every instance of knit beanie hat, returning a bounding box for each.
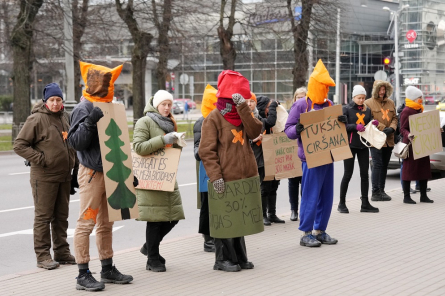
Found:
[250,92,257,102]
[201,84,217,118]
[352,85,366,98]
[80,61,123,103]
[216,70,251,99]
[405,85,423,100]
[256,95,270,114]
[153,90,174,108]
[43,83,63,102]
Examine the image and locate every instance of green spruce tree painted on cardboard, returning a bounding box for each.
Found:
[104,118,136,219]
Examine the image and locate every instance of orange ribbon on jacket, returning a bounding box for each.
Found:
[381,108,390,121]
[356,113,365,125]
[231,129,244,145]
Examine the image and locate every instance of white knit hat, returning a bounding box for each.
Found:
[153,90,174,108]
[405,86,423,100]
[352,85,366,98]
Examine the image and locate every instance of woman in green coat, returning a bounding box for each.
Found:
[133,90,185,272]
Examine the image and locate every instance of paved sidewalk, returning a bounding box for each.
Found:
[2,179,445,295]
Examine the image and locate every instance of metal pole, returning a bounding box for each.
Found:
[394,12,401,105]
[335,8,341,104]
[62,0,77,112]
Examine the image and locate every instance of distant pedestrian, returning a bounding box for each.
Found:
[400,86,434,204]
[288,87,306,221]
[69,62,133,291]
[338,85,379,213]
[183,99,190,119]
[14,83,77,270]
[364,81,398,202]
[285,60,339,248]
[134,90,185,272]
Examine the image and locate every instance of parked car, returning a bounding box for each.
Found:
[172,101,184,114]
[424,93,443,105]
[370,111,445,177]
[174,98,196,109]
[436,98,445,111]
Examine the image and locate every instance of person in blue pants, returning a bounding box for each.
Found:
[284,59,341,247]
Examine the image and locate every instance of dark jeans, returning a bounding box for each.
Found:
[198,192,210,235]
[258,166,280,216]
[340,148,369,203]
[145,221,178,260]
[370,146,393,193]
[288,176,302,211]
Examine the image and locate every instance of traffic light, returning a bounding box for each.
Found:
[383,56,393,74]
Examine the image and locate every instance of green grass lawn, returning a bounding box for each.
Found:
[0,124,12,130]
[0,135,12,151]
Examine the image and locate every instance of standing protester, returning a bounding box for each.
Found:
[255,95,285,225]
[69,62,133,291]
[284,60,339,248]
[364,81,398,202]
[338,85,379,213]
[200,70,262,272]
[193,85,217,252]
[399,86,434,204]
[135,90,185,272]
[14,83,77,270]
[288,87,306,221]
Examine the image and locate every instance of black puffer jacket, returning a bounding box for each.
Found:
[256,96,278,134]
[193,116,204,161]
[343,101,372,149]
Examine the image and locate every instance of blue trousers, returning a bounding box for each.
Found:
[299,162,334,232]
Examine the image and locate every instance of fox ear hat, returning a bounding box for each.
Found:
[80,61,123,103]
[306,59,335,110]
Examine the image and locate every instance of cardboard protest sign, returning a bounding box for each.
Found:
[262,132,302,181]
[300,104,352,169]
[409,110,442,160]
[208,176,264,239]
[131,147,181,192]
[94,102,139,222]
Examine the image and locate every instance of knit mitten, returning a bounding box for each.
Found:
[356,123,365,132]
[232,93,245,106]
[213,178,225,194]
[163,133,177,145]
[371,120,379,126]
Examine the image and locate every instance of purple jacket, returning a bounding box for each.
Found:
[284,97,333,162]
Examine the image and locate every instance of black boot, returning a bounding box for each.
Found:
[402,180,416,204]
[419,180,434,203]
[268,214,285,223]
[290,210,298,221]
[213,260,241,272]
[203,234,215,252]
[337,203,349,213]
[140,243,166,264]
[360,197,379,213]
[371,189,382,201]
[263,215,271,226]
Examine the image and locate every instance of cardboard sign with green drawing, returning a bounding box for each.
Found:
[409,110,442,160]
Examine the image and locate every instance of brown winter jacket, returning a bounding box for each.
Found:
[14,102,77,182]
[199,101,263,183]
[364,80,398,147]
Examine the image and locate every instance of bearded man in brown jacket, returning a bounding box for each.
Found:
[364,80,398,202]
[200,70,262,272]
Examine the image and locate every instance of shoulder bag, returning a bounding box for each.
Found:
[393,141,411,159]
[357,123,387,150]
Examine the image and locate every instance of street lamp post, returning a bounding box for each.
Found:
[383,4,409,106]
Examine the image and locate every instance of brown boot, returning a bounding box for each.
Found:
[37,259,60,270]
[54,254,76,265]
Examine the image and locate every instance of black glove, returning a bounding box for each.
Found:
[382,127,395,135]
[295,121,305,135]
[85,107,104,127]
[133,176,139,187]
[337,115,347,124]
[70,171,79,195]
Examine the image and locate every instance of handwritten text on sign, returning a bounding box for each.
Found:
[300,105,352,168]
[208,176,264,238]
[262,132,302,181]
[132,147,181,192]
[409,110,442,160]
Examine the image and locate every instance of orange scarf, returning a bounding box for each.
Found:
[405,98,424,112]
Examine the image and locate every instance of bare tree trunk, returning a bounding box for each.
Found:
[153,0,173,90]
[116,0,153,122]
[218,0,237,70]
[72,0,89,102]
[287,0,314,92]
[10,0,43,139]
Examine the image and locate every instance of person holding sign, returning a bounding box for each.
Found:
[193,84,218,252]
[284,59,340,248]
[364,81,398,202]
[200,70,263,272]
[338,85,379,214]
[134,90,185,272]
[14,83,77,270]
[69,62,133,291]
[399,86,433,204]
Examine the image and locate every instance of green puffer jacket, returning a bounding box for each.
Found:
[133,97,185,222]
